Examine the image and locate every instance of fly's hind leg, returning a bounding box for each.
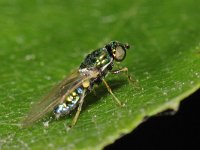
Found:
[102,78,123,107]
[70,90,86,127]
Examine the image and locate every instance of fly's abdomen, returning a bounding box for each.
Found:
[54,87,84,117]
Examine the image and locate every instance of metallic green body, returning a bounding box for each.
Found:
[80,48,112,69]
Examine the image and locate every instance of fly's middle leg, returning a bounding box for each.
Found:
[102,78,123,106]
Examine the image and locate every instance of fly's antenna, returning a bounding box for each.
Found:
[124,43,130,49]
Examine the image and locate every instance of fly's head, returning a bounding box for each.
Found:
[106,41,130,62]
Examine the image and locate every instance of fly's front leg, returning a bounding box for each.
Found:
[110,67,141,90]
[102,78,123,106]
[110,67,136,84]
[70,90,86,127]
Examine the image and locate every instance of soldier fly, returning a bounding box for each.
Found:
[22,41,131,127]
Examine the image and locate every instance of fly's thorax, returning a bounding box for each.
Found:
[94,48,112,68]
[79,48,112,69]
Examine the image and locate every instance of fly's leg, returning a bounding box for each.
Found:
[92,86,97,97]
[102,78,123,106]
[70,90,86,127]
[110,67,141,90]
[110,67,134,83]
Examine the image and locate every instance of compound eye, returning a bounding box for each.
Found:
[113,46,126,61]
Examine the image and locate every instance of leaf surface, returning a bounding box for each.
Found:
[0,0,199,149]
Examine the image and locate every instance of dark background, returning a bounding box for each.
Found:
[105,89,200,150]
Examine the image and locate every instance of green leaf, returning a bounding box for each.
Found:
[0,0,199,149]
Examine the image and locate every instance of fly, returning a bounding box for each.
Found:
[22,41,131,127]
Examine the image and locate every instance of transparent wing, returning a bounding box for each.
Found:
[22,69,99,127]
